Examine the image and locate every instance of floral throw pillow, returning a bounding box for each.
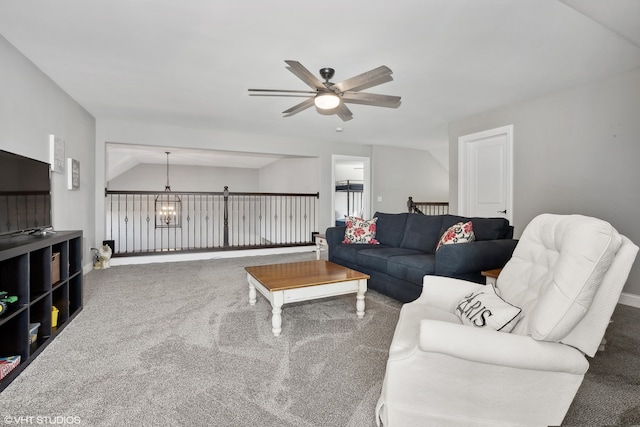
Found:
[342,216,379,244]
[436,221,475,251]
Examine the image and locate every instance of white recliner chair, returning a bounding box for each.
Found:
[376,213,638,427]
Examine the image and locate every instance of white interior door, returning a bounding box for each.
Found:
[458,125,513,224]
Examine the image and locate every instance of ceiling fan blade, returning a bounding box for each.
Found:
[248,88,316,94]
[341,92,401,108]
[284,60,325,90]
[336,74,394,92]
[250,94,313,98]
[331,65,393,92]
[282,97,315,117]
[336,103,353,122]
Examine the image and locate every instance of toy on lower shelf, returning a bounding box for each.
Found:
[52,306,59,328]
[0,291,18,316]
[28,323,40,345]
[0,356,21,380]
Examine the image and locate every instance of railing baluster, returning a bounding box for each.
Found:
[407,197,449,215]
[117,194,122,253]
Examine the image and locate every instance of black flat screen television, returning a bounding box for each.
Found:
[0,150,52,237]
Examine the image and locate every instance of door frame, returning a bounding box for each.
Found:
[458,124,513,224]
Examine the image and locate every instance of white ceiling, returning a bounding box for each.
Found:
[1,0,639,175]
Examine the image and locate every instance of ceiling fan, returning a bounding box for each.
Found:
[248,60,401,122]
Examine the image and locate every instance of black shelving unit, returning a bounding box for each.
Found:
[0,230,83,392]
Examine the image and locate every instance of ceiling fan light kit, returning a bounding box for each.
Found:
[314,92,340,110]
[249,60,401,121]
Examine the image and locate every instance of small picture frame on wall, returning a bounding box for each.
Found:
[49,134,65,173]
[67,158,80,190]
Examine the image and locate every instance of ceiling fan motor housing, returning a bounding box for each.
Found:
[319,67,335,82]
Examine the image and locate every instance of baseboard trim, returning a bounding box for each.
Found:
[83,262,94,276]
[619,292,640,308]
[107,246,315,267]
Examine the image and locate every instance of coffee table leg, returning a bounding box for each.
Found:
[271,292,284,337]
[248,281,257,306]
[356,279,367,318]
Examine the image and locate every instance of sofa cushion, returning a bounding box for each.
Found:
[342,216,379,244]
[436,221,476,251]
[356,247,424,274]
[331,243,389,265]
[441,215,510,241]
[387,254,437,285]
[373,212,409,247]
[398,214,444,253]
[455,284,522,332]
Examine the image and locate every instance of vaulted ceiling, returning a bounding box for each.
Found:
[1,0,639,173]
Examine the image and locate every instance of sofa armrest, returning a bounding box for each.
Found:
[325,226,346,248]
[415,275,486,308]
[417,320,589,374]
[435,239,518,276]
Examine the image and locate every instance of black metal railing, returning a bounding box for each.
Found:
[105,187,319,256]
[407,197,449,215]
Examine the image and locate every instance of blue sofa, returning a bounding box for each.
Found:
[326,212,518,303]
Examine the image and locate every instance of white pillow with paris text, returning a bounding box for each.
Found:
[455,284,522,332]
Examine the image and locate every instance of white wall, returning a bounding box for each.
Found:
[0,35,96,267]
[372,145,449,214]
[449,66,640,299]
[108,158,320,193]
[259,157,319,193]
[108,164,259,192]
[335,162,365,182]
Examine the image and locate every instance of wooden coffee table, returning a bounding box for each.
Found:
[245,260,369,337]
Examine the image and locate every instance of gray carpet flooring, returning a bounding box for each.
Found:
[0,251,638,426]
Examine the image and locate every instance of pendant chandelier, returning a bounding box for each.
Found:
[155,152,182,228]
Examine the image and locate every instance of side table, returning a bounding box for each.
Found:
[481,268,502,286]
[315,234,327,260]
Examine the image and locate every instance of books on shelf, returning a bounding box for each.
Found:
[0,355,21,380]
